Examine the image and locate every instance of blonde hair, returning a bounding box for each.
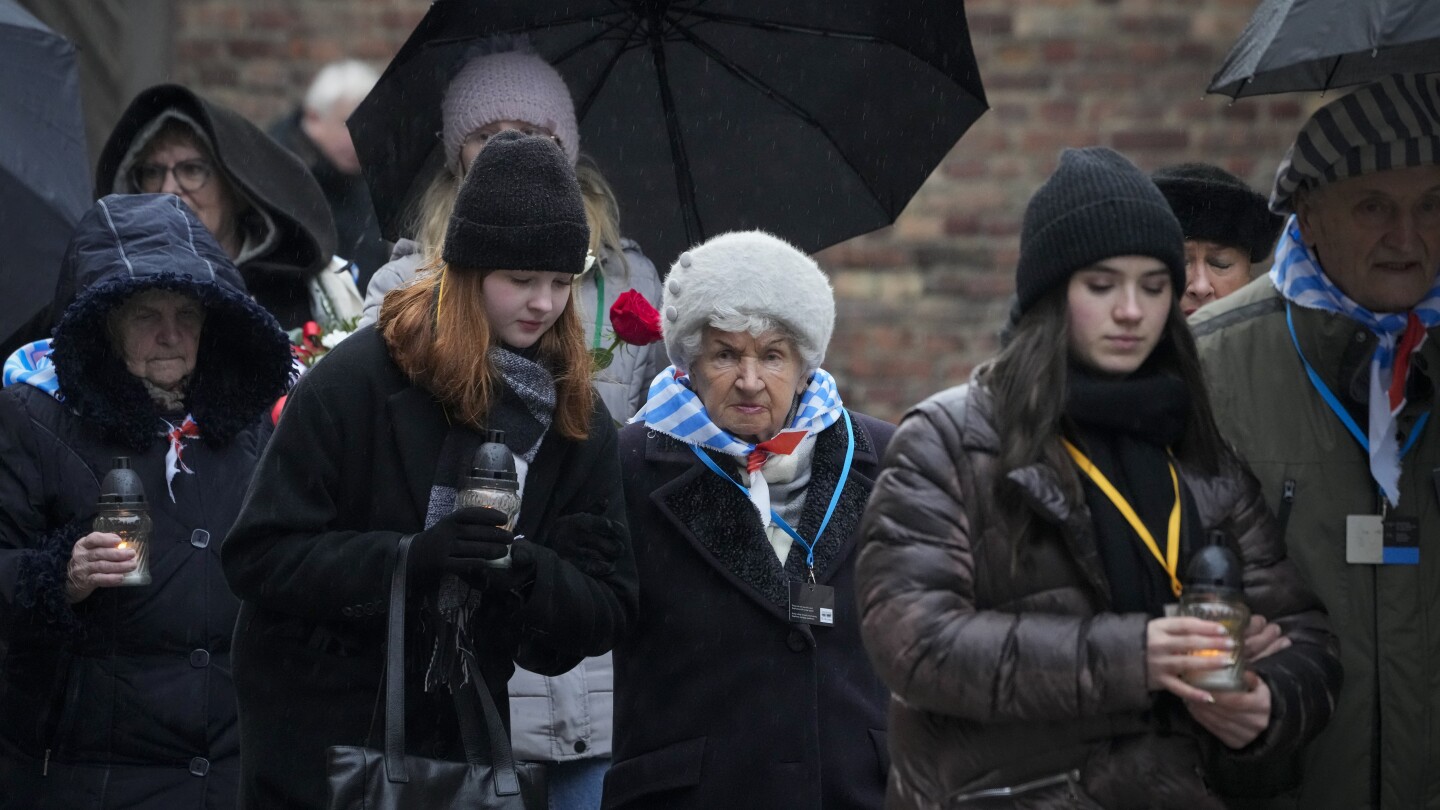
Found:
[377,264,594,441]
[408,157,628,280]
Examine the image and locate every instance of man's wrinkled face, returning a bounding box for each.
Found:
[1297,165,1440,313]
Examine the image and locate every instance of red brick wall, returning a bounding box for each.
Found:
[171,0,1313,422]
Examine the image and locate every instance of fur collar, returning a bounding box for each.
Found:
[650,413,877,617]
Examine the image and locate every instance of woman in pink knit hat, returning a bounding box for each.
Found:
[359,37,661,810]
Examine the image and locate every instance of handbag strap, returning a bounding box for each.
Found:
[455,647,522,796]
[383,534,416,783]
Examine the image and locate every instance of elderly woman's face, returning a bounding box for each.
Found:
[111,289,204,393]
[135,138,238,257]
[690,327,808,443]
[1182,239,1251,317]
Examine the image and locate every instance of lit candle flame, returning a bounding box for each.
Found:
[117,542,128,549]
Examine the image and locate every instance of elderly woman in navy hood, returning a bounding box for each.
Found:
[0,194,292,809]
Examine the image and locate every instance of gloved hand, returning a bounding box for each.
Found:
[408,507,514,586]
[549,511,628,579]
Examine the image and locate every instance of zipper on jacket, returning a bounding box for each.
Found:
[42,748,49,776]
[1276,479,1296,539]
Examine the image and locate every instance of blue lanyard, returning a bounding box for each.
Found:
[1285,301,1430,463]
[688,410,855,574]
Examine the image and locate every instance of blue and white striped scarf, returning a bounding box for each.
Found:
[1272,216,1440,504]
[631,365,845,523]
[2,340,63,400]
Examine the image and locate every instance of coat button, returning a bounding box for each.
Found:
[341,606,354,617]
[786,631,808,652]
[1355,330,1368,343]
[190,649,210,668]
[574,740,588,754]
[190,529,210,548]
[189,757,210,777]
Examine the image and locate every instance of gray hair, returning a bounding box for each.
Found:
[674,305,822,375]
[303,60,380,116]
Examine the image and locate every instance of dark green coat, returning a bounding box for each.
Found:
[1193,277,1440,809]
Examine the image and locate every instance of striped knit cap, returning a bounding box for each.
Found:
[1271,73,1440,214]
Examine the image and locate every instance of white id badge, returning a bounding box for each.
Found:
[1346,515,1384,564]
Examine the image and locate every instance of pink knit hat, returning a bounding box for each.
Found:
[441,44,580,171]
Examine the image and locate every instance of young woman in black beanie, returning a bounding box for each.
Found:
[221,131,637,810]
[855,147,1340,809]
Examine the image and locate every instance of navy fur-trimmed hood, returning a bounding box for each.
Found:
[50,194,292,451]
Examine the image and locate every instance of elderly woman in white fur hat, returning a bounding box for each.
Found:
[607,231,894,810]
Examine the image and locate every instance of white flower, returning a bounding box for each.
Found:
[320,330,353,350]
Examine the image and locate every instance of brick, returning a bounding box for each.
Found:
[967,12,1014,36]
[1042,41,1080,64]
[1112,129,1191,150]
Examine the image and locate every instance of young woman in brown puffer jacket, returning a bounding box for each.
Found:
[855,147,1341,810]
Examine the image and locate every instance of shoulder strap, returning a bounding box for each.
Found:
[384,534,416,783]
[455,648,523,796]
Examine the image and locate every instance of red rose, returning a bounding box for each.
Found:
[608,289,663,346]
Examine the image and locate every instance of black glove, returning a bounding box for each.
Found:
[408,507,514,586]
[549,512,627,579]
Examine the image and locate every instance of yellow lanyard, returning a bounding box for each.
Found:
[1062,439,1183,597]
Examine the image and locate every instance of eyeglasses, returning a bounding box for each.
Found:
[131,159,214,194]
[463,127,562,151]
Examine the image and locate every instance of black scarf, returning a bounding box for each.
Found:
[1064,367,1203,616]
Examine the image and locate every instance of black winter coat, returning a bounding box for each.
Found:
[92,84,339,329]
[0,194,293,810]
[222,327,638,810]
[604,413,894,810]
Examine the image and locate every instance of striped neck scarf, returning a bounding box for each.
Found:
[632,366,844,524]
[1271,216,1440,505]
[3,340,62,399]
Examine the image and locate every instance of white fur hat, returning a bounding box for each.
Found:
[661,230,835,374]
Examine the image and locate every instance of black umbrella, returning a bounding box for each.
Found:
[350,0,987,263]
[0,0,90,351]
[1209,0,1440,98]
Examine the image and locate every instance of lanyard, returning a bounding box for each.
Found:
[689,410,855,577]
[1284,302,1430,464]
[1062,439,1183,598]
[591,269,606,350]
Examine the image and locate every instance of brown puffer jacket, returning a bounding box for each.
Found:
[856,382,1340,810]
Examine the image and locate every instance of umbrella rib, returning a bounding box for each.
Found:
[648,9,704,245]
[573,15,647,120]
[682,9,886,44]
[667,19,890,211]
[549,14,638,65]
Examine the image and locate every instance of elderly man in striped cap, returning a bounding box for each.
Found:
[1191,73,1440,809]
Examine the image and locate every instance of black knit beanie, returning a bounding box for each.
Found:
[442,130,589,274]
[1015,147,1185,315]
[1152,163,1284,263]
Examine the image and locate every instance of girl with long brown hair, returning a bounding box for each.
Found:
[856,147,1341,809]
[222,132,637,810]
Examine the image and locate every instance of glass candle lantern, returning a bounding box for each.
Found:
[1178,543,1249,692]
[453,430,520,568]
[94,457,153,587]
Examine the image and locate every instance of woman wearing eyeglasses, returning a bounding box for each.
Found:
[88,84,355,332]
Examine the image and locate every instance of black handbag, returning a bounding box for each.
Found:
[326,534,547,810]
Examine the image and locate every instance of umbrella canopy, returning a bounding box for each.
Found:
[1209,0,1440,98]
[0,0,90,351]
[350,0,987,264]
